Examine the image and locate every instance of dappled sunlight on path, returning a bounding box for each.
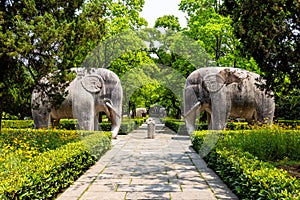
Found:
[57,120,237,200]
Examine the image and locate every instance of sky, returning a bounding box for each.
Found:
[140,0,187,28]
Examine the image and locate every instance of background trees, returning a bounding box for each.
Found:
[179,0,260,72]
[224,0,299,93]
[223,0,299,119]
[0,0,147,125]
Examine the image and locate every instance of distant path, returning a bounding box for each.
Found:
[57,120,238,200]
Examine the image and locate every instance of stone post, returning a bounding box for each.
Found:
[146,117,155,139]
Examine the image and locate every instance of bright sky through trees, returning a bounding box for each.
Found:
[140,0,187,28]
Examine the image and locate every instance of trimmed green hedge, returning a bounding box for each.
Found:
[0,131,111,199]
[206,148,300,199]
[3,119,299,130]
[164,119,250,133]
[1,118,147,134]
[1,120,34,129]
[275,120,300,129]
[191,130,300,199]
[99,118,146,134]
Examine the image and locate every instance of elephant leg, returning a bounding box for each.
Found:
[77,110,94,130]
[94,114,99,131]
[210,93,228,130]
[185,109,197,135]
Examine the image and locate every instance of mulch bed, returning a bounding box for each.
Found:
[278,164,300,179]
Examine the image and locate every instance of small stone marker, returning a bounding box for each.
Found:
[146,118,155,139]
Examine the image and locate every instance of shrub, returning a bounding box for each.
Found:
[1,120,34,129]
[206,148,300,199]
[220,129,300,162]
[191,130,300,199]
[0,129,83,169]
[99,119,145,135]
[99,122,112,131]
[164,119,184,133]
[275,120,300,129]
[59,119,77,130]
[0,131,111,199]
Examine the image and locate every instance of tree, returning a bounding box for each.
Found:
[154,15,181,31]
[179,0,260,72]
[0,0,105,129]
[224,0,300,92]
[0,0,148,129]
[143,24,207,118]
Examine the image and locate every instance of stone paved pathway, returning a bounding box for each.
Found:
[57,121,238,200]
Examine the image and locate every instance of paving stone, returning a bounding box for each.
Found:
[117,184,181,192]
[80,192,126,200]
[93,178,131,185]
[56,195,80,200]
[126,192,170,199]
[130,178,170,185]
[56,181,89,199]
[171,191,217,200]
[170,177,206,185]
[181,184,211,191]
[87,183,117,192]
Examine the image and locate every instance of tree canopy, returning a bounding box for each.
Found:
[179,0,260,72]
[0,0,147,124]
[223,0,300,92]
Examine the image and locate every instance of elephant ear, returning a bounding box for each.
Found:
[203,73,225,93]
[81,75,103,93]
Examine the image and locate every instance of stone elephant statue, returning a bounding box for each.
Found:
[31,68,122,139]
[136,107,147,117]
[184,67,275,134]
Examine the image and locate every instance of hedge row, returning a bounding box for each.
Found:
[191,131,300,199]
[1,120,34,129]
[3,119,299,130]
[206,148,300,199]
[0,131,111,199]
[2,118,146,134]
[100,118,146,134]
[220,129,300,162]
[164,118,250,133]
[1,119,146,133]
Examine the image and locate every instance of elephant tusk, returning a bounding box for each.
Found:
[105,102,121,118]
[184,101,201,118]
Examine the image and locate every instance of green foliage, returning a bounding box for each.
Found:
[1,118,147,136]
[142,28,206,118]
[276,120,300,129]
[165,119,184,132]
[179,0,260,71]
[275,89,300,120]
[191,129,300,199]
[206,148,300,199]
[0,0,147,124]
[224,0,300,92]
[99,118,146,135]
[222,129,300,162]
[193,129,300,162]
[1,120,34,129]
[0,130,111,199]
[154,15,181,31]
